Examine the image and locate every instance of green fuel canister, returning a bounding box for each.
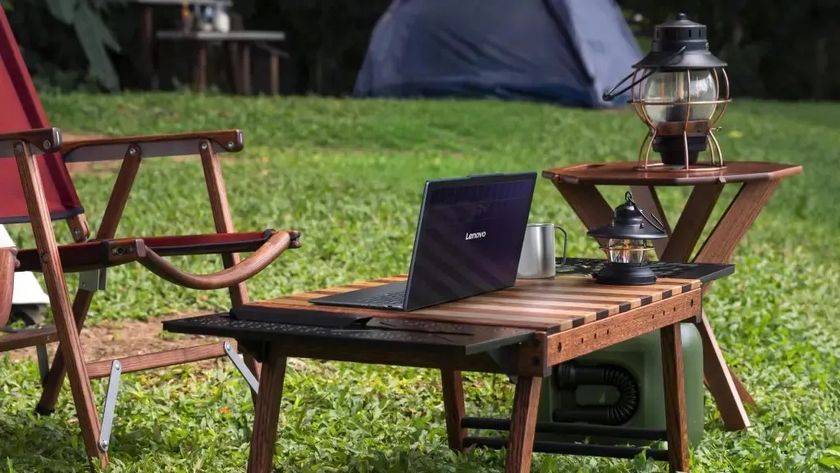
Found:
[537,323,704,446]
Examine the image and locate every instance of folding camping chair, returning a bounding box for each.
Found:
[0,8,300,467]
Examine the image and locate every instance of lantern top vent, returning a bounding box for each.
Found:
[588,193,668,240]
[634,13,726,70]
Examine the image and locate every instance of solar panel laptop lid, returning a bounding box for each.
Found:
[310,172,537,311]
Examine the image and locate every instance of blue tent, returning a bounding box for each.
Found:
[354,0,641,107]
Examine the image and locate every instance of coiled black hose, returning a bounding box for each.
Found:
[552,362,640,425]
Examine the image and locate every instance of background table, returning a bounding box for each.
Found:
[130,0,233,88]
[166,265,731,473]
[542,161,802,431]
[156,30,287,94]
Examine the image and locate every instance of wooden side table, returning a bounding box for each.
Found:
[166,263,731,473]
[156,30,287,94]
[130,0,234,88]
[542,161,802,431]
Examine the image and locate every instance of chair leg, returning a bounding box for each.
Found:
[14,142,106,466]
[505,376,541,473]
[37,289,95,414]
[199,139,262,390]
[441,369,466,452]
[247,344,287,473]
[661,323,690,472]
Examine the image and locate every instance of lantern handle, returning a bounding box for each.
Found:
[625,191,667,234]
[602,46,687,102]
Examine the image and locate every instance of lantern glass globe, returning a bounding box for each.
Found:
[607,238,651,264]
[643,70,717,124]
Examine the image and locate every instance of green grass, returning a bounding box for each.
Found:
[2,94,839,472]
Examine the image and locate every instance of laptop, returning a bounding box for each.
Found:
[310,172,537,311]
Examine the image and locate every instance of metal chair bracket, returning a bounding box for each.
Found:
[79,268,107,292]
[98,360,122,452]
[223,341,259,394]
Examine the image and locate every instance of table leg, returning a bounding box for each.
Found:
[661,323,689,473]
[242,44,252,96]
[247,345,287,473]
[139,6,156,89]
[696,313,750,430]
[441,369,466,452]
[659,184,723,262]
[552,182,613,248]
[630,185,671,257]
[505,376,542,473]
[693,180,780,414]
[694,180,781,264]
[556,180,762,432]
[194,44,208,93]
[227,42,242,94]
[270,53,280,96]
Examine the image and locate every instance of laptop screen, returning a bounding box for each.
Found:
[403,173,536,310]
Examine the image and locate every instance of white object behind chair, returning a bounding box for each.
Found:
[0,224,49,306]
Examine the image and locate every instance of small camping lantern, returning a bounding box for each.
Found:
[603,13,730,171]
[588,192,667,285]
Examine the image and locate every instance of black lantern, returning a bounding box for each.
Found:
[588,193,667,285]
[604,13,730,172]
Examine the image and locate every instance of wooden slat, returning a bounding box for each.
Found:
[252,274,700,333]
[547,289,702,364]
[86,342,225,378]
[0,326,58,352]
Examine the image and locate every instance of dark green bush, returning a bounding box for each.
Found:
[5,0,839,99]
[4,0,123,91]
[618,0,840,100]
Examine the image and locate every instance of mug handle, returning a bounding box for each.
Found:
[555,224,568,266]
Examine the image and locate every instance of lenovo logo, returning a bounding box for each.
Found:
[465,231,487,241]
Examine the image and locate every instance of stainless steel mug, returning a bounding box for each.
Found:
[517,223,567,279]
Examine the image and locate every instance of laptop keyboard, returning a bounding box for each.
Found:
[360,290,405,308]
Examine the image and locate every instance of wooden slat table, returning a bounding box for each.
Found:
[543,161,802,432]
[166,266,730,473]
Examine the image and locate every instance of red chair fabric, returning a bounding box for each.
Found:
[0,8,84,224]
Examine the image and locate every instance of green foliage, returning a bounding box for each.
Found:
[5,0,122,91]
[234,0,391,95]
[1,95,838,471]
[618,0,840,100]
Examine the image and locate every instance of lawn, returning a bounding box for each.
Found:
[1,94,839,472]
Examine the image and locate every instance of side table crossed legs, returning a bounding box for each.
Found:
[551,179,782,430]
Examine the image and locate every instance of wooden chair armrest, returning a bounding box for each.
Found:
[139,230,300,290]
[0,248,17,326]
[61,129,243,162]
[15,230,284,273]
[0,127,62,158]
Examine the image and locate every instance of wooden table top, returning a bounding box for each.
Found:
[243,274,703,334]
[543,161,802,186]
